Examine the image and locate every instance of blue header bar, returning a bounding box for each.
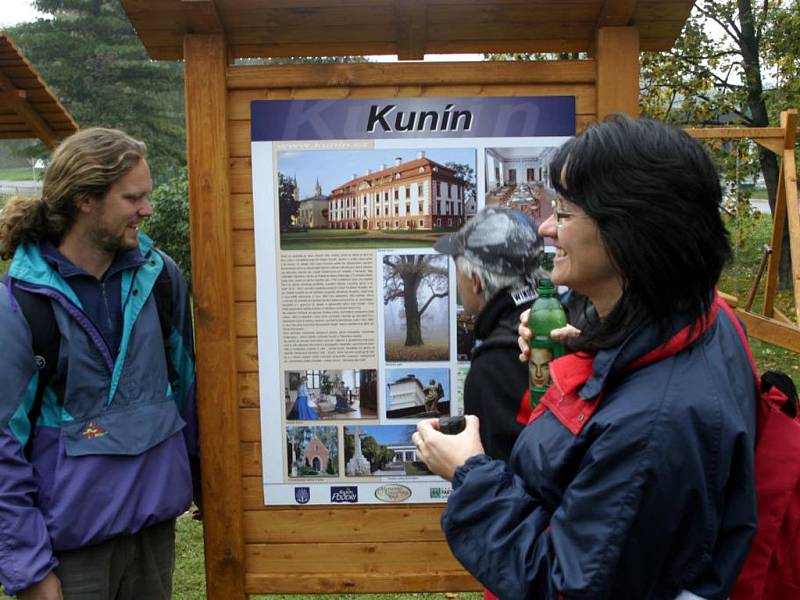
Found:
[251,96,575,141]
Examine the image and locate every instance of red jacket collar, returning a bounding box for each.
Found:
[532,295,721,435]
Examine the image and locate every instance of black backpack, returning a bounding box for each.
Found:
[1,263,174,458]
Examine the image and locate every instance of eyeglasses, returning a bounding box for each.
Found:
[551,199,582,225]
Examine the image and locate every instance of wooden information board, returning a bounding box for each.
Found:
[120,2,696,598]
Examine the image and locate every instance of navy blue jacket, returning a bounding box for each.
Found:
[442,299,757,600]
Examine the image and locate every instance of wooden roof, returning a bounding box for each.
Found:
[0,32,78,148]
[120,0,696,61]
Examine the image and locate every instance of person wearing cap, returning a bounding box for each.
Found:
[414,117,757,600]
[434,207,546,461]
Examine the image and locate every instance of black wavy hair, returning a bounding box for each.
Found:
[550,114,731,352]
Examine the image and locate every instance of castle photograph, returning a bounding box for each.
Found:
[277,147,477,250]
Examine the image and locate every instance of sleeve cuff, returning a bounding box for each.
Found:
[452,453,494,488]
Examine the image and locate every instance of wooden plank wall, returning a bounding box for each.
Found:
[223,59,598,595]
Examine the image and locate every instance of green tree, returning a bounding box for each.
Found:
[640,0,799,286]
[8,0,186,183]
[445,161,477,208]
[143,168,191,287]
[278,172,299,228]
[360,434,395,472]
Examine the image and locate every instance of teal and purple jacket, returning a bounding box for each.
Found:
[0,233,197,595]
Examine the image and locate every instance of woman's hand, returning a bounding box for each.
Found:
[412,416,484,481]
[518,309,581,362]
[518,308,532,362]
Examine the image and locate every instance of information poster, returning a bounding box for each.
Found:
[251,96,575,505]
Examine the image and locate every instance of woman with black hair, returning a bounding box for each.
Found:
[413,116,758,600]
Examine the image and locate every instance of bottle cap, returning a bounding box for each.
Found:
[537,278,556,295]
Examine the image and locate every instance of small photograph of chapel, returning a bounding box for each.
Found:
[383,252,449,362]
[385,367,451,419]
[286,425,339,478]
[485,146,560,225]
[277,147,477,250]
[284,369,378,421]
[343,424,432,477]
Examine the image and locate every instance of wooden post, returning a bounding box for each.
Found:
[763,159,786,318]
[779,110,800,323]
[763,110,799,321]
[184,33,247,600]
[595,26,640,119]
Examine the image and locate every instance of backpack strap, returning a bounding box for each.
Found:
[717,298,798,416]
[151,250,177,384]
[152,250,174,342]
[2,274,61,458]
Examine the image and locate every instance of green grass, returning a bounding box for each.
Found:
[720,210,799,385]
[0,167,36,180]
[279,228,440,250]
[282,238,432,250]
[385,340,450,362]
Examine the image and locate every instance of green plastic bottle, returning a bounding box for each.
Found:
[528,278,567,408]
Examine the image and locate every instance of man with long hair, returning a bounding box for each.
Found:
[0,128,198,599]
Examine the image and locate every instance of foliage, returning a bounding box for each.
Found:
[383,254,449,346]
[361,434,397,472]
[7,0,186,184]
[718,210,798,386]
[142,169,191,287]
[639,0,800,286]
[278,172,300,228]
[445,161,476,205]
[236,56,369,66]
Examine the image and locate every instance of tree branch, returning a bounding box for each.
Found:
[418,291,448,317]
[696,5,742,43]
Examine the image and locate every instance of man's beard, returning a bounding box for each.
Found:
[89,219,138,254]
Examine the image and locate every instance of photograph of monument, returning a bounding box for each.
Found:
[484,146,559,224]
[285,425,339,479]
[385,367,451,419]
[284,369,378,421]
[277,147,477,250]
[383,252,449,362]
[343,425,432,477]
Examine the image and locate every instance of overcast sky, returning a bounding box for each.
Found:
[0,0,48,28]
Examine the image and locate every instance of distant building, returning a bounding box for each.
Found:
[388,443,418,463]
[386,373,450,418]
[297,178,329,228]
[303,436,330,472]
[388,373,427,412]
[329,152,467,230]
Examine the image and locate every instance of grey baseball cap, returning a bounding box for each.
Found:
[434,207,544,275]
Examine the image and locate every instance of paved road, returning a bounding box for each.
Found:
[0,180,42,196]
[750,199,770,214]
